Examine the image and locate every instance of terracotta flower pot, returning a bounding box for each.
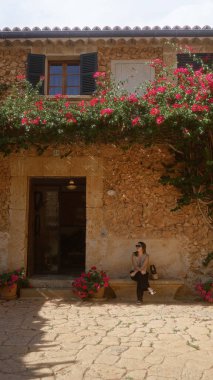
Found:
[93,286,105,298]
[0,283,17,300]
[89,286,106,301]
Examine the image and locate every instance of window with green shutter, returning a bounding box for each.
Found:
[27,54,45,94]
[80,52,98,94]
[177,53,213,70]
[27,52,98,96]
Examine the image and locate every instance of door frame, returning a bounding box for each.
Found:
[8,156,103,275]
[28,177,86,276]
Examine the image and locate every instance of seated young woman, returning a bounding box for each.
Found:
[130,241,156,304]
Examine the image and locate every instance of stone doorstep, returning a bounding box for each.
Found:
[20,288,76,299]
[20,278,193,301]
[27,277,73,289]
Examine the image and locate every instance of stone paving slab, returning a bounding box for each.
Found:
[0,299,212,380]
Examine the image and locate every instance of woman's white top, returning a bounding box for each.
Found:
[132,253,149,270]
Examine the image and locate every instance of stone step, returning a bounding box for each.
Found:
[20,288,77,299]
[20,278,196,301]
[27,277,73,289]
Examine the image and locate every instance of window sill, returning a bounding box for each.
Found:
[44,95,92,101]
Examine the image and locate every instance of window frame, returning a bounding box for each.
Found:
[47,60,80,96]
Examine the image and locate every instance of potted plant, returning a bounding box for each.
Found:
[0,268,25,300]
[195,281,213,303]
[195,253,213,303]
[72,266,110,300]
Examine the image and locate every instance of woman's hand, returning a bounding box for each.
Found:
[141,270,146,275]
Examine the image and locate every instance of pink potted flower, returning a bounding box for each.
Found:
[72,267,110,300]
[195,281,213,303]
[0,268,25,300]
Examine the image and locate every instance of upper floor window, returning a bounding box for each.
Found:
[177,53,213,70]
[27,52,98,96]
[48,62,80,95]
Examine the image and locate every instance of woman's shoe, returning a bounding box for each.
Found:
[136,300,143,305]
[148,288,156,295]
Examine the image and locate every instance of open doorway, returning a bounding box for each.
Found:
[28,177,86,276]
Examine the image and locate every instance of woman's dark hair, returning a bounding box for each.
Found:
[138,241,146,253]
[134,241,147,256]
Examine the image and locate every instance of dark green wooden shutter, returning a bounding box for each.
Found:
[80,52,98,95]
[27,53,45,94]
[177,53,213,70]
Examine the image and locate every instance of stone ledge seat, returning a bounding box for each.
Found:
[109,278,185,301]
[20,278,190,301]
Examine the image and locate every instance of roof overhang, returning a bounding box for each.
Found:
[0,26,213,40]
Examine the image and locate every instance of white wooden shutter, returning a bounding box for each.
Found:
[111,60,155,94]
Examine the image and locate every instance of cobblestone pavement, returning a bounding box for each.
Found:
[0,299,212,380]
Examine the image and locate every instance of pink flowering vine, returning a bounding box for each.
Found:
[0,48,213,217]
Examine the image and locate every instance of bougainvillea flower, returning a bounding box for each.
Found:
[16,74,26,80]
[90,98,99,107]
[131,117,141,126]
[35,100,43,110]
[156,115,165,125]
[150,107,160,116]
[100,108,114,116]
[93,71,106,78]
[150,58,165,67]
[21,118,29,125]
[173,68,189,75]
[128,94,138,103]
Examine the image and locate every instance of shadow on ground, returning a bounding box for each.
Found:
[0,299,77,379]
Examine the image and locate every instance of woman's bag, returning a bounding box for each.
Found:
[150,264,158,280]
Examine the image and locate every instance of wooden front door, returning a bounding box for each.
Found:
[28,177,86,276]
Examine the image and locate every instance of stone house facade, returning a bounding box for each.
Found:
[0,26,212,286]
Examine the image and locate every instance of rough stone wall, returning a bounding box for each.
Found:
[0,46,29,269]
[0,157,10,270]
[0,144,212,286]
[98,45,163,74]
[65,144,212,284]
[0,38,212,89]
[98,39,213,74]
[0,47,29,85]
[99,144,212,283]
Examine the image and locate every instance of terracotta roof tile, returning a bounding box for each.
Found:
[0,25,212,38]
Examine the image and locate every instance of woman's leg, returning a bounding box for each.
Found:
[145,273,156,295]
[133,272,144,301]
[137,283,144,302]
